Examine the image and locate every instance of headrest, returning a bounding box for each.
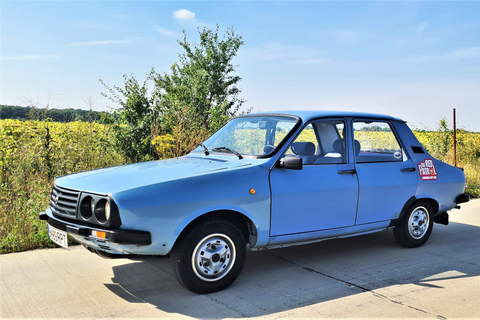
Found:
[354,140,361,156]
[291,142,315,156]
[332,139,345,154]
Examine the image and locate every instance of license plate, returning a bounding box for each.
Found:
[48,224,68,249]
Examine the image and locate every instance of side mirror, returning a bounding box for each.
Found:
[277,156,303,170]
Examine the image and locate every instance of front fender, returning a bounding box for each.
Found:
[110,165,272,254]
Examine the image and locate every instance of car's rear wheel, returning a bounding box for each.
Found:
[394,200,434,248]
[171,219,246,294]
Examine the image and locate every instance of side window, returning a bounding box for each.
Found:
[285,124,317,156]
[353,121,404,163]
[286,120,346,165]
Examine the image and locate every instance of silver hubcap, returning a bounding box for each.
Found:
[408,206,429,240]
[192,233,236,282]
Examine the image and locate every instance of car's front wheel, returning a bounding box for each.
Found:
[394,200,434,248]
[171,219,246,294]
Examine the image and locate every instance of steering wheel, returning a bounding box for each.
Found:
[263,145,275,155]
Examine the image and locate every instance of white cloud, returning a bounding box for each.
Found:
[68,38,137,46]
[333,29,362,43]
[173,9,195,21]
[154,26,175,36]
[417,23,428,33]
[251,43,312,61]
[69,20,106,30]
[247,43,330,65]
[0,54,58,61]
[293,58,332,65]
[443,46,480,60]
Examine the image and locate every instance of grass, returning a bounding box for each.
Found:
[415,130,480,197]
[0,119,125,253]
[1,119,478,254]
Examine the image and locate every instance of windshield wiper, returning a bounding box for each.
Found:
[212,147,243,159]
[199,143,209,156]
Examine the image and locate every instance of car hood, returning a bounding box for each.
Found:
[55,155,257,195]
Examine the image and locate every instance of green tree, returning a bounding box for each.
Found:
[154,25,244,130]
[102,25,246,161]
[101,74,156,163]
[151,25,246,157]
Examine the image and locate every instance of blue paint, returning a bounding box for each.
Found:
[43,111,467,256]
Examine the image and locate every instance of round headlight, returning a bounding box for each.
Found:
[90,198,95,213]
[105,201,111,221]
[79,196,93,219]
[94,198,108,224]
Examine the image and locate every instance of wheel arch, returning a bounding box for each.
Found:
[390,196,440,227]
[172,210,258,252]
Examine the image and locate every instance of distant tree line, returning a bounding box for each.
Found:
[0,105,111,123]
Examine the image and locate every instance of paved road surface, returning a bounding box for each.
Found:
[1,200,479,319]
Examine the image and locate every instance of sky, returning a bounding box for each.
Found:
[1,1,479,131]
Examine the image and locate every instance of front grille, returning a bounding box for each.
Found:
[50,185,80,218]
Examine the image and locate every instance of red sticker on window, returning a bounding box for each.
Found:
[418,159,438,180]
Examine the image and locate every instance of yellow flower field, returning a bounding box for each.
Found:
[0,120,124,253]
[0,119,478,253]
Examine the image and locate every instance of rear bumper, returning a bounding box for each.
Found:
[456,193,470,205]
[435,193,470,226]
[39,211,151,246]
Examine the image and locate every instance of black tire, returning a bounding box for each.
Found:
[170,219,246,294]
[394,200,434,248]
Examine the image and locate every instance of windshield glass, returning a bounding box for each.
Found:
[195,116,299,157]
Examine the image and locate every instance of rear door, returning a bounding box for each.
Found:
[353,120,418,225]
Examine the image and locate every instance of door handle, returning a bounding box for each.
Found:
[401,167,416,172]
[338,169,357,175]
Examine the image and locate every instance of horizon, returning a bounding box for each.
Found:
[1,1,479,131]
[2,104,478,133]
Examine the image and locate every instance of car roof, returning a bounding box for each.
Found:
[238,110,406,123]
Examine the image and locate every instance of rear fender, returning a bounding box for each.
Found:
[389,196,440,227]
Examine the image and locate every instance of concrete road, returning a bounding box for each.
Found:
[1,200,479,319]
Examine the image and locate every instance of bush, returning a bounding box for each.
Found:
[414,129,480,197]
[0,119,125,253]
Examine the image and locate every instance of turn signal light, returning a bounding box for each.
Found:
[91,230,106,239]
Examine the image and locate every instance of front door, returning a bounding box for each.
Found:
[269,119,359,236]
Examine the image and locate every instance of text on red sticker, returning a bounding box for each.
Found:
[418,159,438,180]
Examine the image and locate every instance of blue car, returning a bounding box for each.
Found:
[40,111,469,293]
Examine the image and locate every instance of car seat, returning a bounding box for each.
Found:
[314,138,345,164]
[291,142,316,164]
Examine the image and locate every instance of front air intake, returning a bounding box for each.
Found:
[50,185,80,219]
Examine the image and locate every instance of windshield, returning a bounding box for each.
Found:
[195,116,299,157]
